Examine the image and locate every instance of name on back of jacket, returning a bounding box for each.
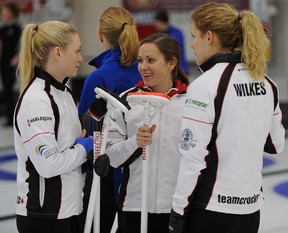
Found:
[233,82,266,97]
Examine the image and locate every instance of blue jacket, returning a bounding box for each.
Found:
[167,26,189,75]
[78,48,141,206]
[78,48,142,114]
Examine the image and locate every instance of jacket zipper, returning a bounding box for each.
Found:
[39,176,45,208]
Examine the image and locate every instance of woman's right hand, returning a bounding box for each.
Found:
[75,129,93,154]
[136,124,156,148]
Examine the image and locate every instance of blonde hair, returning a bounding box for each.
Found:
[17,20,77,93]
[192,2,270,81]
[99,7,139,67]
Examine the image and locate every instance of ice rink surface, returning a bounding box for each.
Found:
[0,117,287,233]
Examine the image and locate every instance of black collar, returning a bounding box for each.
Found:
[34,67,68,91]
[199,52,242,73]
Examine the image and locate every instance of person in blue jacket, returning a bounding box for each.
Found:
[78,6,142,233]
[154,11,189,75]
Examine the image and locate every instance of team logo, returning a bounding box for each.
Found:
[35,144,58,158]
[180,128,195,150]
[16,196,24,205]
[35,144,47,156]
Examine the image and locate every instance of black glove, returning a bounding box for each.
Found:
[169,209,187,233]
[85,151,110,177]
[93,153,110,177]
[88,86,131,122]
[88,98,107,121]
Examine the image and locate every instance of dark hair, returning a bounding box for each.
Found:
[140,33,189,85]
[155,11,169,23]
[3,2,20,18]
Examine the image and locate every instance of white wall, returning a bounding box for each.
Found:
[69,0,121,76]
[268,0,288,102]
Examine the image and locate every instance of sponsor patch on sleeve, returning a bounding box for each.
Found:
[180,128,196,151]
[35,144,58,159]
[27,116,53,127]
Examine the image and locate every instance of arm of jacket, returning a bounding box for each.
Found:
[172,82,215,216]
[106,108,141,168]
[78,72,106,115]
[17,99,86,179]
[264,97,285,154]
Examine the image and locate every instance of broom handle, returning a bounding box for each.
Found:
[141,100,150,233]
[85,103,113,233]
[93,104,112,232]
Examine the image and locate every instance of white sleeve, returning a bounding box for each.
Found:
[106,108,140,168]
[264,100,285,154]
[172,83,215,215]
[17,100,86,178]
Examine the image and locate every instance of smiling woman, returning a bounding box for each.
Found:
[105,33,189,233]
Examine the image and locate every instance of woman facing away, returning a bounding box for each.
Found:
[78,6,142,233]
[106,33,189,233]
[169,2,285,233]
[14,21,94,233]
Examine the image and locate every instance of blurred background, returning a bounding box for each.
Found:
[0,0,288,233]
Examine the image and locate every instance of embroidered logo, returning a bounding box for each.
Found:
[16,196,25,205]
[185,98,208,111]
[35,144,47,156]
[180,128,196,150]
[35,144,58,158]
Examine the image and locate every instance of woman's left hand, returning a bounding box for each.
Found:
[136,124,156,148]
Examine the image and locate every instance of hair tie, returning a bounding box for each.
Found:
[33,25,39,32]
[122,22,127,30]
[32,25,38,36]
[237,13,242,21]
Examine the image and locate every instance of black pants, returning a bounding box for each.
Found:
[187,208,260,233]
[0,63,17,124]
[120,211,170,233]
[81,166,117,233]
[16,215,81,233]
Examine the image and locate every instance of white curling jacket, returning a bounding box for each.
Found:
[172,53,285,216]
[106,80,187,213]
[14,68,86,219]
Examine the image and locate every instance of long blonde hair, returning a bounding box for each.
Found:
[99,7,139,67]
[192,2,270,81]
[17,20,77,93]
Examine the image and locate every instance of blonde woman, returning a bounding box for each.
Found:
[14,21,93,233]
[170,2,285,233]
[78,7,141,233]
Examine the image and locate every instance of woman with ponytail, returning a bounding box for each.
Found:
[78,6,142,233]
[170,2,285,233]
[14,21,94,233]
